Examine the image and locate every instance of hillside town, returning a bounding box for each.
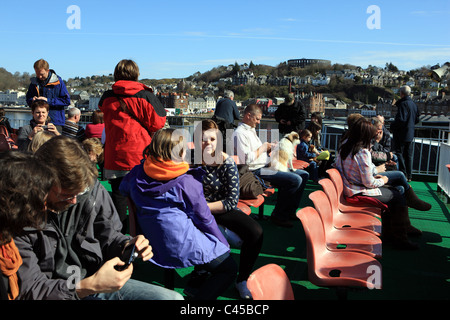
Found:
[1,58,449,123]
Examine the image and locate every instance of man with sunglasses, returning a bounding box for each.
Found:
[14,136,183,300]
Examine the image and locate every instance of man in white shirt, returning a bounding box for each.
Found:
[231,104,309,228]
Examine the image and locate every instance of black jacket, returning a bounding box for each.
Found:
[274,100,306,134]
[391,96,419,143]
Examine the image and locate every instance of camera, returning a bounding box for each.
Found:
[115,239,138,271]
[41,125,48,130]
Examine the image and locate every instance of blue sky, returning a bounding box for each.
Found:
[1,0,449,80]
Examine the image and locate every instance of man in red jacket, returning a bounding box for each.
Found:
[99,59,167,233]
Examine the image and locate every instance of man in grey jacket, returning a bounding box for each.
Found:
[14,136,183,300]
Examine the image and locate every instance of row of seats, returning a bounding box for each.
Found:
[296,168,383,299]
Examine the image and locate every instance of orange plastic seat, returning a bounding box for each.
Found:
[317,179,382,236]
[263,187,275,197]
[247,264,294,300]
[296,207,382,296]
[447,164,450,173]
[327,168,382,218]
[292,159,309,170]
[308,190,382,258]
[237,201,251,215]
[238,194,265,208]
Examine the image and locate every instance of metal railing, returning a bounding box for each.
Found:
[7,110,449,177]
[163,116,448,177]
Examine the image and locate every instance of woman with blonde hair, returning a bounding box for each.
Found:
[27,130,56,153]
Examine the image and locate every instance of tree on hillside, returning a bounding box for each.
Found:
[0,68,20,91]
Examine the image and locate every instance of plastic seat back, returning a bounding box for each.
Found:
[247,264,294,300]
[308,190,334,230]
[327,168,345,200]
[318,178,340,214]
[296,207,326,272]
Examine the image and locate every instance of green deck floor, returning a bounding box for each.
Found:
[101,179,450,300]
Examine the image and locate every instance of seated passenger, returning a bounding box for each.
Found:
[0,151,57,300]
[85,110,105,139]
[16,100,60,151]
[120,128,237,300]
[335,118,431,250]
[370,117,398,170]
[230,104,309,228]
[194,119,263,299]
[296,129,321,182]
[15,136,182,300]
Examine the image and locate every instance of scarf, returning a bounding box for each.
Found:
[144,157,189,181]
[0,239,22,300]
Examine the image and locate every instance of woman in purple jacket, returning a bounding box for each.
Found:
[120,128,237,300]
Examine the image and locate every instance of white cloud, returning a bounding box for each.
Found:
[347,48,450,69]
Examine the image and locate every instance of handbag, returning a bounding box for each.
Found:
[237,164,264,199]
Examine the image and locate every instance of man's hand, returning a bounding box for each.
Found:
[33,96,48,102]
[47,123,61,136]
[131,235,153,261]
[76,257,133,298]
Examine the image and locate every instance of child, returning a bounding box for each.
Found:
[296,129,320,182]
[120,128,237,300]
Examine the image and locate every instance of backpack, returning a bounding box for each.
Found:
[0,125,17,152]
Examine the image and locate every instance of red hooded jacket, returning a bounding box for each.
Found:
[99,80,166,171]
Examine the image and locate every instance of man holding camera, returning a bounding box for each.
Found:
[26,59,71,132]
[14,136,183,300]
[16,100,60,151]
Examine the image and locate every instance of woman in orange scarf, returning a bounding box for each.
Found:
[0,151,56,300]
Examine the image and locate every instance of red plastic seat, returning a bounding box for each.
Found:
[447,164,450,173]
[296,207,382,294]
[238,194,265,209]
[327,168,382,218]
[317,179,382,236]
[308,190,382,258]
[263,187,275,197]
[247,264,294,300]
[292,159,309,170]
[237,201,251,215]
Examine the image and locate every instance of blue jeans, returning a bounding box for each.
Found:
[89,278,184,300]
[306,161,319,182]
[379,170,410,195]
[253,167,309,221]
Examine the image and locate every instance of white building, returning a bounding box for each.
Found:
[0,90,26,105]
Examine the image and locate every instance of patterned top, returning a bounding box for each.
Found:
[62,120,86,141]
[202,156,240,212]
[335,148,385,197]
